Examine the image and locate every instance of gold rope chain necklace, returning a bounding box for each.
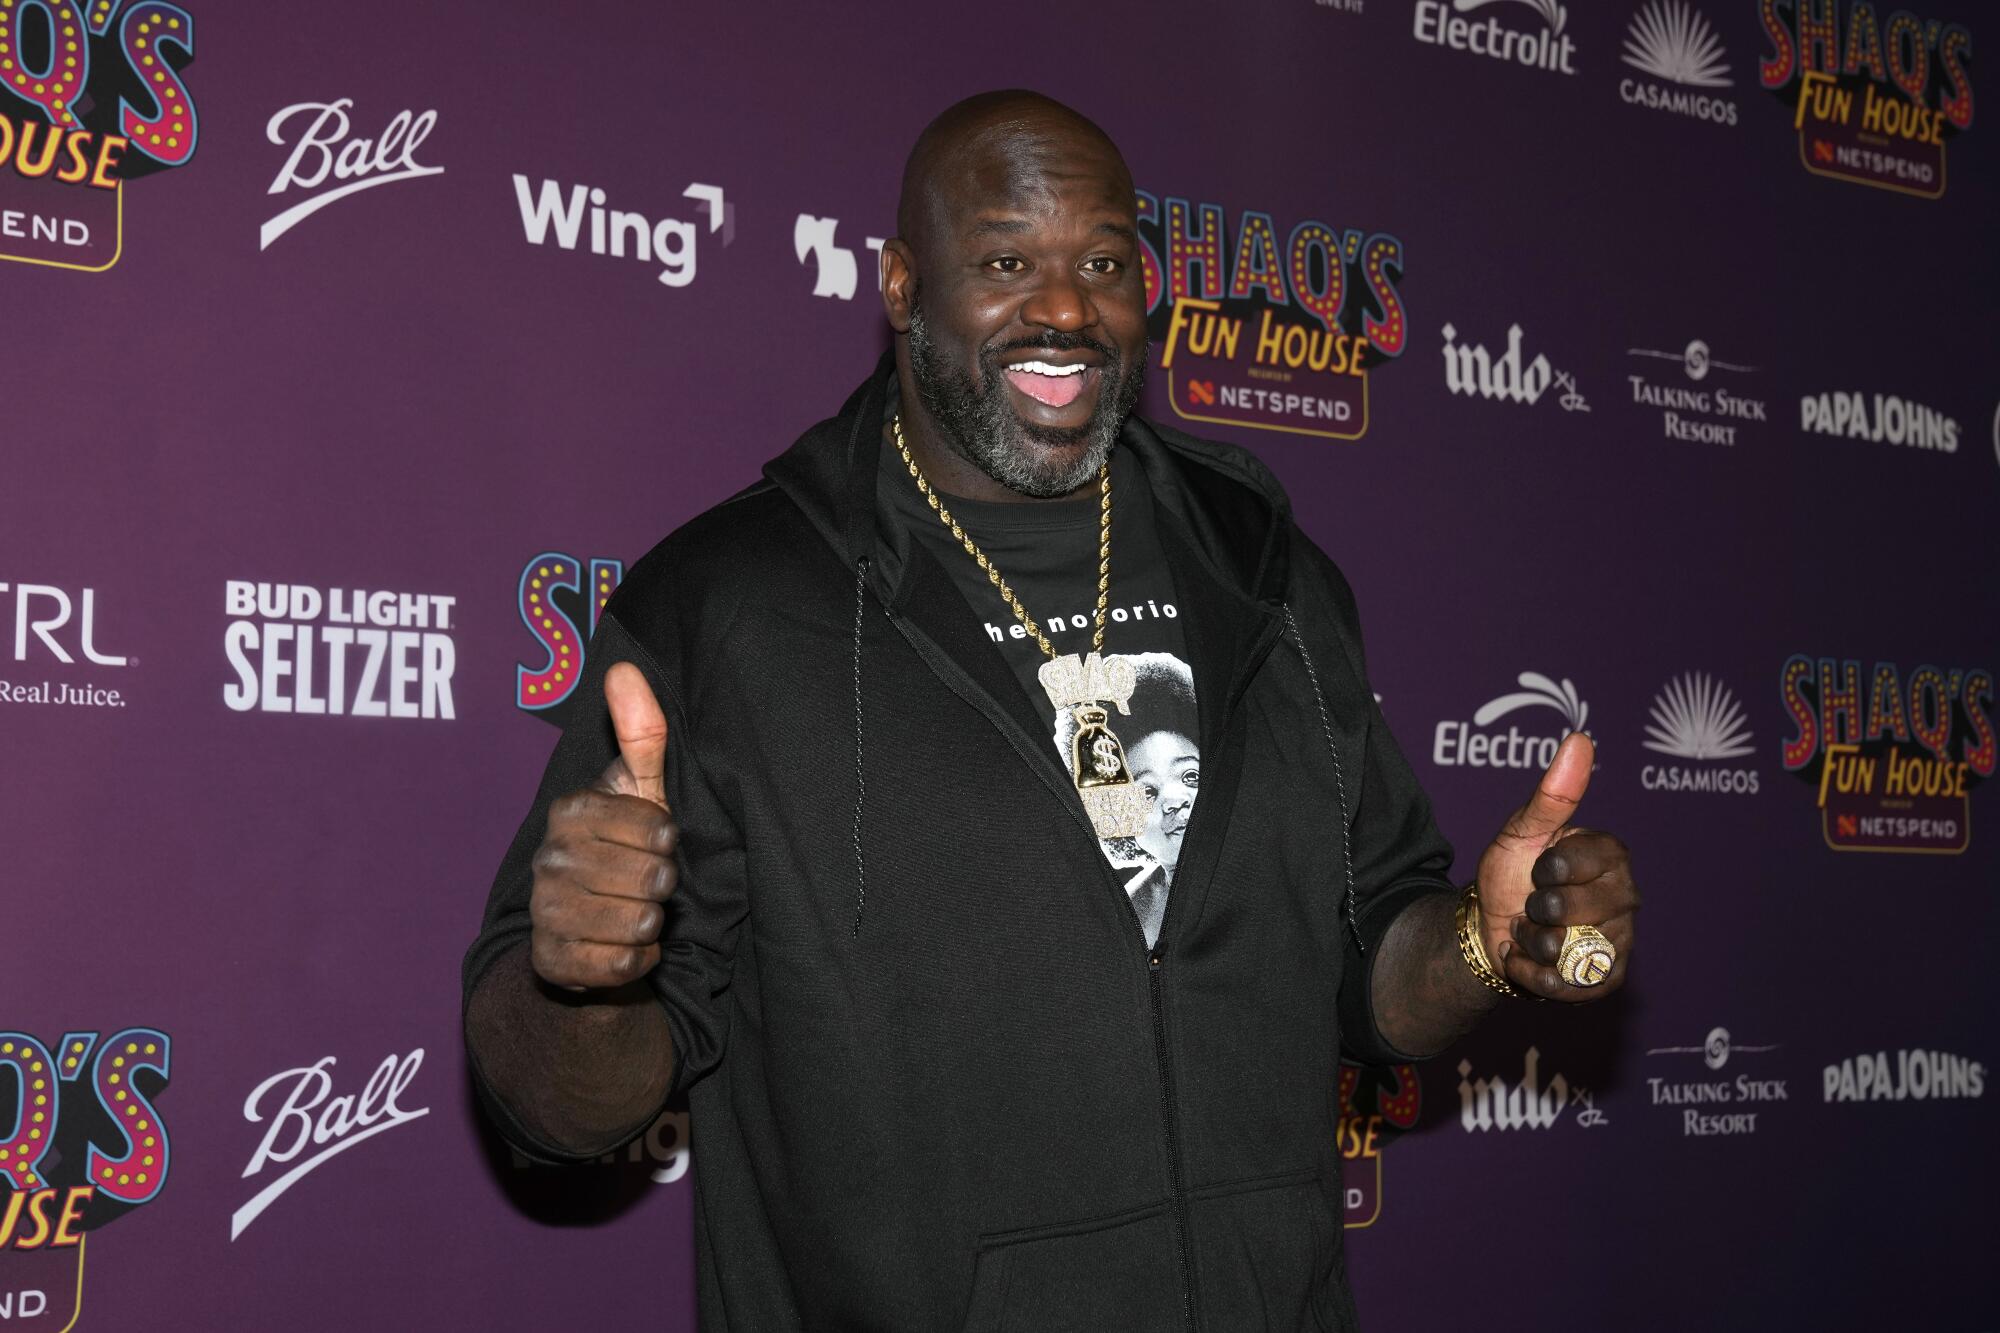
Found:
[891,413,1151,840]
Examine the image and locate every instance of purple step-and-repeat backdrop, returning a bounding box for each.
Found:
[3,0,1994,1328]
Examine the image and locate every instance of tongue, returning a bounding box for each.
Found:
[1007,368,1086,408]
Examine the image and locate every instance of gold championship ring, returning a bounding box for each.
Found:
[1557,925,1616,987]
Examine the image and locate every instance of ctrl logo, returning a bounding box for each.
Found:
[0,582,127,666]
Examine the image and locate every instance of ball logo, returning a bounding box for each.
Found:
[1779,656,1995,853]
[0,0,200,272]
[515,552,623,727]
[1142,191,1407,441]
[261,98,443,251]
[0,1027,173,1329]
[1757,2,1974,199]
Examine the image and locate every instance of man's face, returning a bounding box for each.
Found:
[901,122,1149,498]
[1128,730,1199,872]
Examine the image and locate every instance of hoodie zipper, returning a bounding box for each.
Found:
[1150,948,1198,1332]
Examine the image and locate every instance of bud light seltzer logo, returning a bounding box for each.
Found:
[1757,2,1974,199]
[0,1028,172,1329]
[1338,1062,1419,1228]
[0,0,199,272]
[1779,656,1996,852]
[1137,191,1407,441]
[515,552,623,728]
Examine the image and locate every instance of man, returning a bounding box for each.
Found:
[463,90,1638,1330]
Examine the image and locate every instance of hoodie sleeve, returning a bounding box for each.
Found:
[460,608,747,1160]
[1286,528,1461,1068]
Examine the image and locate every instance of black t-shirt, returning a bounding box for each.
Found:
[880,428,1198,948]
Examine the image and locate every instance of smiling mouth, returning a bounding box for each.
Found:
[1003,360,1097,410]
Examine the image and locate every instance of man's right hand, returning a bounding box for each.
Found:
[529,663,679,990]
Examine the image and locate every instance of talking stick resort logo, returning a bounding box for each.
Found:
[1625,338,1767,446]
[0,0,199,272]
[1780,656,1995,853]
[1,1028,172,1329]
[1619,0,1740,125]
[1757,1,1974,199]
[1139,191,1408,441]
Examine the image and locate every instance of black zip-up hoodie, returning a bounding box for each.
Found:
[464,357,1459,1331]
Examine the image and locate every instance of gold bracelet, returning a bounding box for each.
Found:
[1455,882,1520,998]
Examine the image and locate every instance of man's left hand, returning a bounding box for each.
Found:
[1474,732,1639,1001]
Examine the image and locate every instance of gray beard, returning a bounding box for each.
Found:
[906,302,1138,499]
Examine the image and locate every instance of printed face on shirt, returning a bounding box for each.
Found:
[1127,729,1199,874]
[896,99,1149,498]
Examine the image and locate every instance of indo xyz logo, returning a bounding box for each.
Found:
[0,1028,172,1329]
[0,0,200,272]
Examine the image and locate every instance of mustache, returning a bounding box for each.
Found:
[982,330,1122,365]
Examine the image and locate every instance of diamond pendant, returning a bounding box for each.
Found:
[1039,653,1150,840]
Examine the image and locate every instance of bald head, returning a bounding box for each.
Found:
[896,90,1133,255]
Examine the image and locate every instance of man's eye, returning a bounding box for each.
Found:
[1084,257,1122,275]
[988,256,1026,273]
[1180,767,1200,787]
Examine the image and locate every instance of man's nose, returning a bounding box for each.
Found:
[1020,267,1096,334]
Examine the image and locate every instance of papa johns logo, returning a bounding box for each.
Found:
[1779,656,1995,853]
[0,0,200,273]
[0,1028,173,1330]
[1141,191,1408,442]
[1757,2,1974,199]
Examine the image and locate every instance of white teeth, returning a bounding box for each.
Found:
[1010,361,1087,377]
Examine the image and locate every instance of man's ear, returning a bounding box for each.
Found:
[881,240,915,334]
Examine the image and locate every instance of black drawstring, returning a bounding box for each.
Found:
[1282,604,1364,955]
[850,557,869,937]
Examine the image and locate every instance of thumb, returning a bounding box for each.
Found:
[604,662,668,807]
[1504,731,1593,844]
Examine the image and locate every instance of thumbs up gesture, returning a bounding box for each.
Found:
[529,664,679,991]
[1472,732,1639,1000]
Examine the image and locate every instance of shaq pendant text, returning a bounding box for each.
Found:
[1040,653,1150,839]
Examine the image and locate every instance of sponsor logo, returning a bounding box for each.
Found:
[1625,338,1766,445]
[794,212,884,301]
[0,1027,173,1329]
[507,1104,689,1186]
[1641,671,1758,794]
[1337,1063,1419,1227]
[260,98,442,250]
[516,552,623,728]
[1645,1026,1784,1135]
[1140,191,1407,441]
[1620,0,1739,124]
[1413,0,1578,76]
[1799,390,1960,453]
[0,0,200,273]
[514,173,729,288]
[1757,2,1974,199]
[1433,671,1593,771]
[1824,1049,1984,1102]
[1780,656,1993,853]
[221,580,458,719]
[1313,0,1364,12]
[232,1047,426,1240]
[1440,322,1589,412]
[1456,1047,1608,1132]
[0,580,131,709]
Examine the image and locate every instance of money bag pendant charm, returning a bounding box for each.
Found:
[1070,704,1150,839]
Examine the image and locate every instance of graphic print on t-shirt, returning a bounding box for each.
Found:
[882,439,1197,948]
[1048,650,1198,948]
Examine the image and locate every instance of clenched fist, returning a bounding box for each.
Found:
[529,662,679,990]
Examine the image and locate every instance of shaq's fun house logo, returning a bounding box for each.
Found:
[0,1029,172,1330]
[0,0,199,272]
[1780,656,1996,853]
[1336,1063,1419,1228]
[515,552,623,728]
[1757,1,1975,199]
[1139,191,1407,442]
